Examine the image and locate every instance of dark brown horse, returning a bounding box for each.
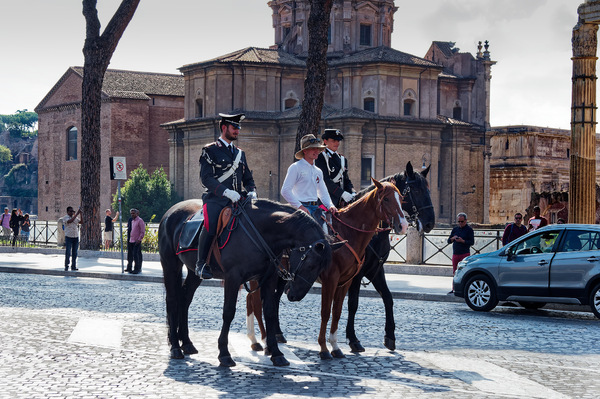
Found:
[317,178,407,359]
[158,198,333,367]
[346,162,435,353]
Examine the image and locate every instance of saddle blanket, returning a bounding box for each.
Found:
[178,208,204,251]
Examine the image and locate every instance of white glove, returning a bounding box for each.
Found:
[223,189,241,203]
[247,190,257,200]
[341,191,354,203]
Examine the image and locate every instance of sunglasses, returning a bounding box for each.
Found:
[458,220,466,223]
[515,216,522,219]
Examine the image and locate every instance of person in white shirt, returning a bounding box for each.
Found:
[281,134,337,229]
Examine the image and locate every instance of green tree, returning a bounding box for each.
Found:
[113,165,179,222]
[0,145,12,163]
[0,145,12,175]
[80,0,140,250]
[0,110,38,138]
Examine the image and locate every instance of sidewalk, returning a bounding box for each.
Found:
[0,246,460,303]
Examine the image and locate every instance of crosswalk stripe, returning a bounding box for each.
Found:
[68,317,123,349]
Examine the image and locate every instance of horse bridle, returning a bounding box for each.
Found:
[399,176,433,228]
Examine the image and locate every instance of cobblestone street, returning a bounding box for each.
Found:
[1,272,599,398]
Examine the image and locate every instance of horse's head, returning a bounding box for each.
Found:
[372,178,408,235]
[285,238,332,301]
[395,161,435,233]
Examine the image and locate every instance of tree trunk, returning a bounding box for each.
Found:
[295,0,333,154]
[80,0,139,249]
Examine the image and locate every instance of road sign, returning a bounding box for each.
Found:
[109,157,127,180]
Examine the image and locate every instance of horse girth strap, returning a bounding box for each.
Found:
[321,215,364,288]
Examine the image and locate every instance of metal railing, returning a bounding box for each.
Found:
[2,221,503,264]
[0,220,160,252]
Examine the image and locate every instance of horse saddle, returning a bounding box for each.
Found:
[178,206,234,252]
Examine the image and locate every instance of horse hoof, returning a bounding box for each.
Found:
[251,342,264,352]
[319,351,333,360]
[264,347,272,356]
[349,341,365,353]
[271,355,290,367]
[331,349,345,358]
[182,343,198,355]
[170,348,185,359]
[384,337,396,351]
[218,356,236,367]
[276,333,287,344]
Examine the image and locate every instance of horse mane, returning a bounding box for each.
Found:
[252,199,323,233]
[351,175,405,204]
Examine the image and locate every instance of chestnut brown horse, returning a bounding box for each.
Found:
[158,198,333,367]
[317,178,407,359]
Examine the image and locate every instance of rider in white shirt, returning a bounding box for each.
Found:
[281,134,337,229]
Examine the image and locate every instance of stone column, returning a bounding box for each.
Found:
[405,226,423,264]
[570,21,598,223]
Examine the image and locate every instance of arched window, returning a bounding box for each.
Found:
[402,89,418,116]
[67,126,77,161]
[363,97,375,112]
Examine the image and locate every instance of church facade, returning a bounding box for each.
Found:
[35,67,184,220]
[162,0,495,224]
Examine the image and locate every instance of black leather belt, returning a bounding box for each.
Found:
[301,201,318,206]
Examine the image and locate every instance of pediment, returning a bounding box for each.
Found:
[355,1,378,14]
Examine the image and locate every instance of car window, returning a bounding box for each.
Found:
[512,231,560,255]
[558,230,600,252]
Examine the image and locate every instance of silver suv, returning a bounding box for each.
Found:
[453,224,600,318]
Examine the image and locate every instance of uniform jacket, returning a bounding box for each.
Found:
[315,150,354,207]
[200,140,255,206]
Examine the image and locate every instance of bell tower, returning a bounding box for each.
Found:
[268,0,397,56]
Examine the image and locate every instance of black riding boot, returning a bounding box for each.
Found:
[195,228,214,279]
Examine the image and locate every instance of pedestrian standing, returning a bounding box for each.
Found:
[447,212,474,294]
[501,212,527,245]
[1,207,11,237]
[10,208,24,247]
[62,206,82,271]
[126,208,145,274]
[527,205,548,231]
[104,209,119,250]
[20,214,31,242]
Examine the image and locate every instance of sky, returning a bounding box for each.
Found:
[0,0,583,129]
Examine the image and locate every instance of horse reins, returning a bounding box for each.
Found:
[234,199,323,287]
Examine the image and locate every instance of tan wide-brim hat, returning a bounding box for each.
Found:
[295,134,327,160]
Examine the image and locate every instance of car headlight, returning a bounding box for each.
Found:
[457,259,468,270]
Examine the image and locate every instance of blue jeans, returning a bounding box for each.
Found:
[65,236,79,268]
[301,203,327,232]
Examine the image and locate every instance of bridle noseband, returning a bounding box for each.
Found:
[285,239,327,283]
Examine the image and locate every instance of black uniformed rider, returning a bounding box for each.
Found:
[195,113,256,279]
[315,128,355,208]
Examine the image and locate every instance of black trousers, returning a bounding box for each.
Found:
[127,242,143,271]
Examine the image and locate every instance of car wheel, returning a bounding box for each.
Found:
[464,274,498,312]
[590,283,600,319]
[518,301,546,310]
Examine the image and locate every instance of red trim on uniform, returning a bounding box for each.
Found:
[219,216,235,249]
[203,203,209,230]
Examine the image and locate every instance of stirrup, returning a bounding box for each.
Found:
[195,263,213,280]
